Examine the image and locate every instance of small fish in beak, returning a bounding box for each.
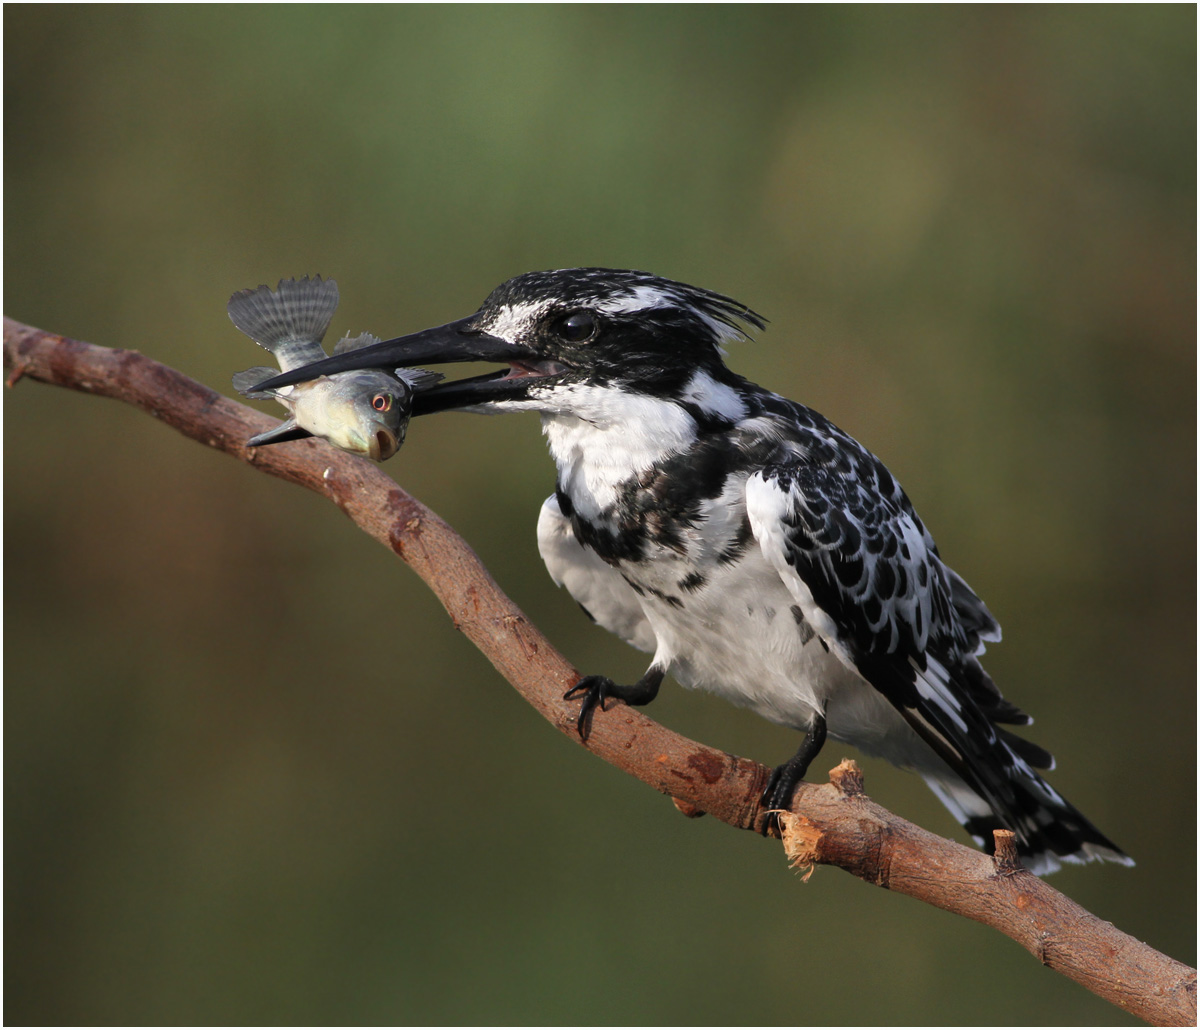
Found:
[227,276,440,460]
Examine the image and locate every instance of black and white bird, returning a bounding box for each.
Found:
[256,267,1131,875]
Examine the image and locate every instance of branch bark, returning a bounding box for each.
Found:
[5,316,1194,1026]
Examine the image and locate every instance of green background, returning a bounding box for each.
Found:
[5,6,1194,1025]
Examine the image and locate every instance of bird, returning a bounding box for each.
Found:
[254,267,1132,875]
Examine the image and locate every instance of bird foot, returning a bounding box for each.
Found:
[564,670,662,740]
[759,718,828,837]
[760,763,797,838]
[563,674,620,739]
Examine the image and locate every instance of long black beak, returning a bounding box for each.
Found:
[251,316,512,393]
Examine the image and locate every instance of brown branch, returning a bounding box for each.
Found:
[5,316,1194,1026]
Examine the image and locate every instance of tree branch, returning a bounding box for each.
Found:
[5,316,1193,1026]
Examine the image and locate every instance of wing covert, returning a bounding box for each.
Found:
[746,461,949,673]
[746,460,1053,827]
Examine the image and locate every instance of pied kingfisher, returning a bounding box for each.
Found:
[257,267,1131,875]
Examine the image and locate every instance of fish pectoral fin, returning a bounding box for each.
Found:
[394,367,444,391]
[247,418,313,448]
[232,366,282,398]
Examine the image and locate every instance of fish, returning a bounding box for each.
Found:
[228,276,439,461]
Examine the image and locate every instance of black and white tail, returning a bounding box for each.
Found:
[920,734,1132,876]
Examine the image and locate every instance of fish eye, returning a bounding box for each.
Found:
[554,310,598,344]
[372,394,392,412]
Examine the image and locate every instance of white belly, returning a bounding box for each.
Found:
[538,480,934,772]
[629,548,933,770]
[635,549,831,727]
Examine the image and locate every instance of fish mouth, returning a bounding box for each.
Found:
[369,428,400,462]
[247,317,570,413]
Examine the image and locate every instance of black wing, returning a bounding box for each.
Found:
[746,458,1066,835]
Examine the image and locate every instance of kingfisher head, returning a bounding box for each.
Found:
[253,268,766,420]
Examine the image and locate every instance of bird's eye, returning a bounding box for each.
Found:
[554,310,597,344]
[372,394,392,412]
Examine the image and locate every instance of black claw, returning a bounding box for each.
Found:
[563,674,615,739]
[565,668,665,741]
[759,763,797,838]
[759,716,828,836]
[760,776,797,838]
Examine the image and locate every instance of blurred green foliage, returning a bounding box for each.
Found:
[5,6,1194,1025]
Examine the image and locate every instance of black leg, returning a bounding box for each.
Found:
[761,714,828,836]
[564,666,664,740]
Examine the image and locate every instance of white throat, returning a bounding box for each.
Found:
[538,384,698,520]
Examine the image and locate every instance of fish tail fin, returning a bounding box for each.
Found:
[227,276,339,370]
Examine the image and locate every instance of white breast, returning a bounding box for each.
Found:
[539,387,698,521]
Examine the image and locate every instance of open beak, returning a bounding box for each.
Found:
[250,316,565,414]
